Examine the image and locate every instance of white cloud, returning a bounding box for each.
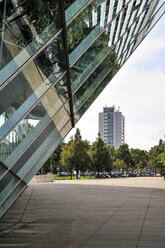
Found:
[127,36,165,65]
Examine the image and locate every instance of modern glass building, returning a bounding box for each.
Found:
[0,0,164,216]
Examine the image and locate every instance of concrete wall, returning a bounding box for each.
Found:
[30,174,54,183]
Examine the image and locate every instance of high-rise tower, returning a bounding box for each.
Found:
[99,106,125,148]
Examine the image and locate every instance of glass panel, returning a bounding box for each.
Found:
[0,75,69,165]
[0,162,7,178]
[23,134,62,184]
[70,30,111,93]
[0,33,66,128]
[10,102,70,179]
[0,0,61,86]
[67,1,102,63]
[65,0,91,22]
[0,171,20,205]
[0,181,25,217]
[73,50,120,111]
[60,119,72,139]
[23,120,72,184]
[77,67,120,117]
[144,2,164,35]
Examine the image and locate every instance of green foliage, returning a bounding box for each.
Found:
[113,159,127,171]
[148,140,165,174]
[117,144,133,167]
[130,148,148,171]
[60,139,75,178]
[89,133,112,173]
[76,51,120,115]
[41,145,62,174]
[18,0,59,34]
[104,145,113,172]
[60,128,90,178]
[67,1,97,53]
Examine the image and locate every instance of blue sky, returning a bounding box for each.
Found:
[67,14,165,151]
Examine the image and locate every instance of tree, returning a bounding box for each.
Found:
[157,152,165,175]
[60,139,75,179]
[104,145,113,173]
[130,148,148,173]
[148,139,165,175]
[113,159,127,172]
[89,133,111,175]
[73,129,90,178]
[60,128,90,179]
[117,144,134,173]
[108,145,117,168]
[117,144,132,165]
[41,145,62,174]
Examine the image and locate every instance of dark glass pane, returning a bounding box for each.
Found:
[0,33,66,128]
[70,30,110,93]
[65,0,91,22]
[0,171,19,204]
[77,65,120,117]
[73,50,120,111]
[0,181,25,217]
[23,119,72,184]
[0,0,61,86]
[0,75,69,164]
[67,1,99,59]
[0,163,7,177]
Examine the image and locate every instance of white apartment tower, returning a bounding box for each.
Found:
[99,106,125,148]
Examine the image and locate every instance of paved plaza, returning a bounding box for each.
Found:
[0,177,165,247]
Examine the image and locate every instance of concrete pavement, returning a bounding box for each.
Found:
[0,177,165,247]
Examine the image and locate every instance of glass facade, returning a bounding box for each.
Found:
[0,0,164,216]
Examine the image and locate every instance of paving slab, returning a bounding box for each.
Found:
[0,177,165,247]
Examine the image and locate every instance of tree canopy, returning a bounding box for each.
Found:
[89,133,112,174]
[41,130,165,178]
[60,128,90,178]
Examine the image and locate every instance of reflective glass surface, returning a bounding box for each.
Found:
[23,119,72,184]
[0,75,69,165]
[0,171,19,204]
[0,163,7,178]
[73,50,120,111]
[0,33,66,129]
[65,0,90,22]
[70,31,111,93]
[0,181,25,217]
[67,1,102,63]
[77,66,120,117]
[0,0,62,86]
[14,101,70,179]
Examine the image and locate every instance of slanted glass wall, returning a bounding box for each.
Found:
[0,0,163,217]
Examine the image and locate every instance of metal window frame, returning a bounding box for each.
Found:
[59,0,74,128]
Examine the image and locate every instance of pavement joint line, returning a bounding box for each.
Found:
[78,188,139,248]
[136,180,156,248]
[0,186,36,237]
[19,185,35,223]
[40,208,89,241]
[0,223,17,233]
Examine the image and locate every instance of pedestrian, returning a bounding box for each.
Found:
[78,170,81,180]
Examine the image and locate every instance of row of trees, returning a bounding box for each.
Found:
[41,129,165,178]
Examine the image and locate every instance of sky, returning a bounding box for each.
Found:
[66,14,165,151]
